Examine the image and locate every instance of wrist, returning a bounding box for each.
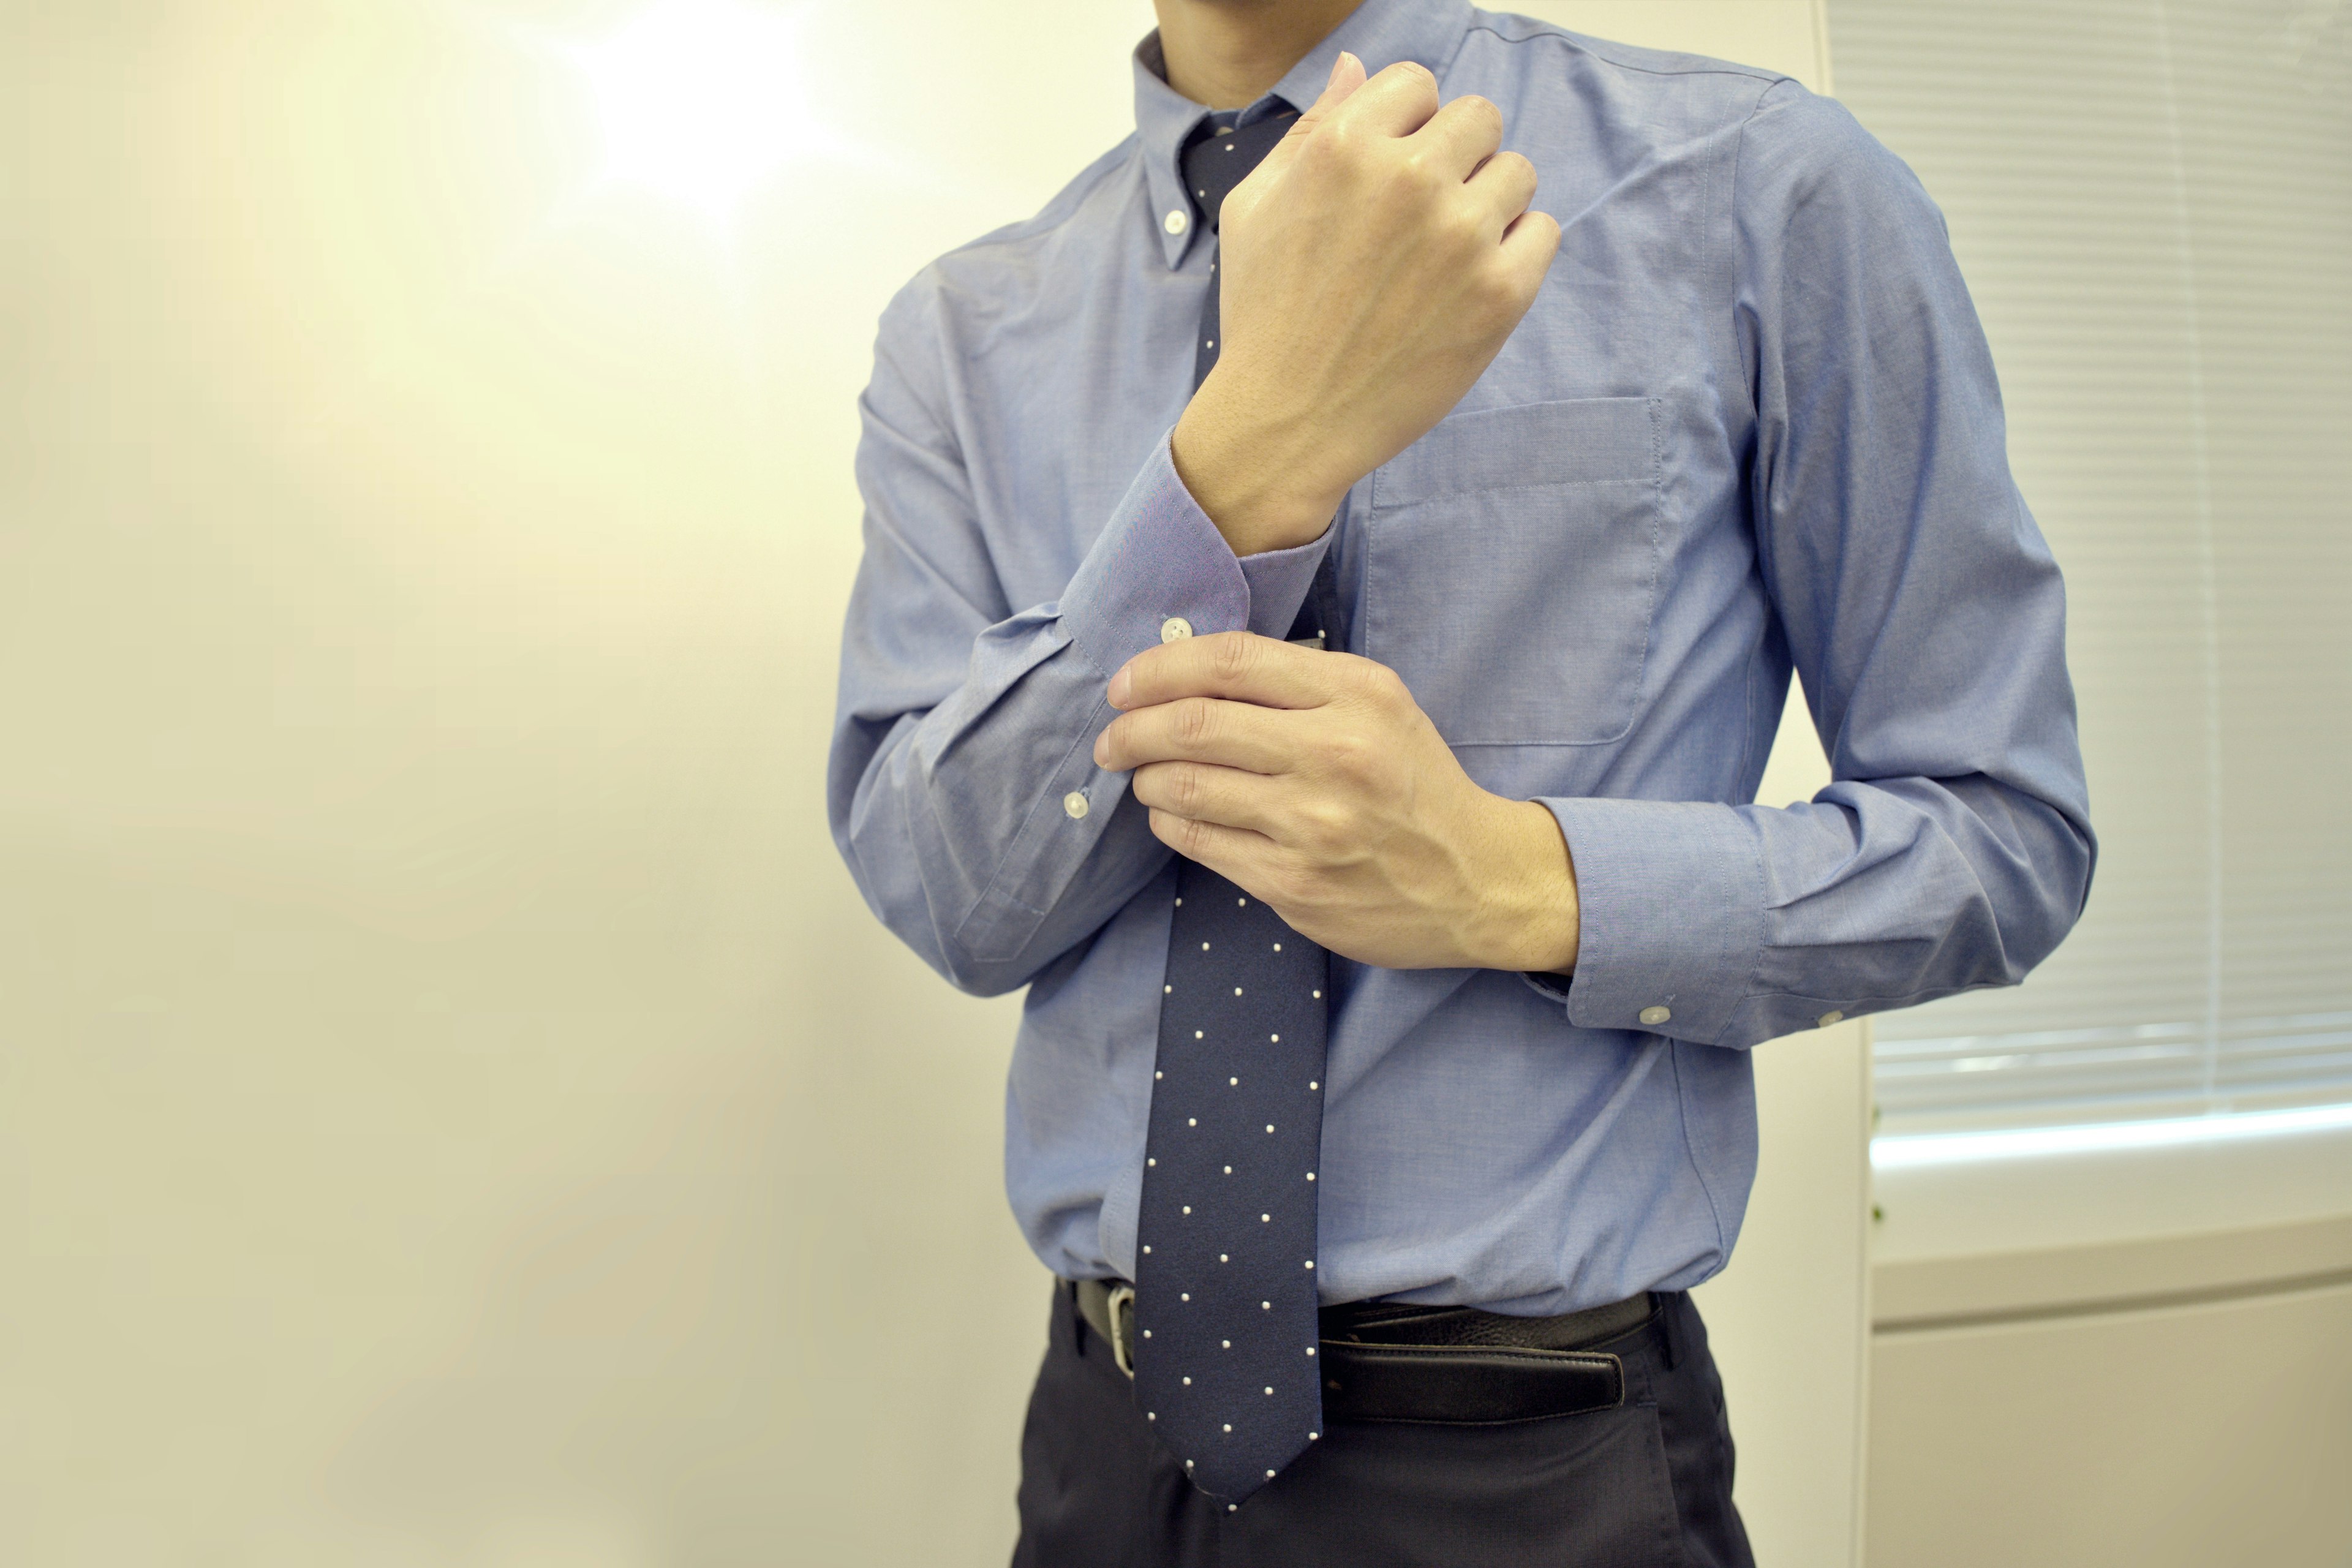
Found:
[1465,796,1581,973]
[1172,372,1348,556]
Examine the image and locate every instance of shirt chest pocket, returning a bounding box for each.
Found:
[1363,396,1665,748]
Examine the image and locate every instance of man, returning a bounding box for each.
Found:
[829,0,2093,1561]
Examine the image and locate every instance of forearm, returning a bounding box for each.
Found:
[832,437,1330,993]
[1583,79,2095,1046]
[832,630,1164,995]
[1540,772,2092,1047]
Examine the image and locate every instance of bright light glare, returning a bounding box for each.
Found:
[568,0,812,221]
[1871,1101,2352,1168]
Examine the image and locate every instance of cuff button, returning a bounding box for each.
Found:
[1638,1005,1672,1027]
[1817,1009,1845,1028]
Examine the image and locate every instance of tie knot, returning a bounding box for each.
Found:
[1178,107,1299,235]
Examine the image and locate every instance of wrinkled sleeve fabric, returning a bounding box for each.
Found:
[828,279,1327,997]
[1537,79,2095,1049]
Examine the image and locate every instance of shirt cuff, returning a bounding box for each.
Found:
[1237,530,1332,639]
[1534,797,1766,1046]
[1060,431,1249,678]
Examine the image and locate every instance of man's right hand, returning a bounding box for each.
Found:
[1172,51,1561,558]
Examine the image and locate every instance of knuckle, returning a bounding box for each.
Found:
[1208,631,1254,684]
[1170,763,1205,815]
[1308,118,1361,168]
[1299,800,1352,855]
[1512,208,1561,251]
[1353,657,1406,703]
[1174,696,1216,749]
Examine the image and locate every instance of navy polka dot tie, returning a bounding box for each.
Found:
[1132,105,1335,1507]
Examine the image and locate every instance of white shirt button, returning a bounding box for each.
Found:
[1063,791,1090,820]
[1817,1009,1845,1028]
[1639,1005,1672,1027]
[1164,209,1189,235]
[1160,616,1194,643]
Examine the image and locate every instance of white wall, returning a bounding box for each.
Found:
[6,2,1155,1561]
[2,3,1864,1564]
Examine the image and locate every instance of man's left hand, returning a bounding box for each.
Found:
[1094,631,1580,973]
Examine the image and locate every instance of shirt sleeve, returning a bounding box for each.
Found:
[828,283,1330,996]
[1533,79,2095,1049]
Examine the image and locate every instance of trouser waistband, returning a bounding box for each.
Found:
[1070,1278,1661,1427]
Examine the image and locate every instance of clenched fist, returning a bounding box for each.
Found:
[1174,51,1562,556]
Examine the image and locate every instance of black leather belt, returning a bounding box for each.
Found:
[1072,1278,1651,1427]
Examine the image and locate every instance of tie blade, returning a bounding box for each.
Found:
[1135,855,1329,1499]
[1147,108,1327,1494]
[1183,1430,1314,1504]
[1133,1341,1321,1504]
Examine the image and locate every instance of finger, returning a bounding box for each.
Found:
[1095,695,1304,774]
[1132,760,1286,836]
[1256,50,1368,184]
[1295,48,1370,124]
[1497,205,1563,296]
[1463,148,1538,235]
[1322,48,1369,109]
[1326,58,1442,139]
[1413,93,1504,178]
[1109,631,1343,712]
[1147,807,1282,889]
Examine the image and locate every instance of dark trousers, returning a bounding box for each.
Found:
[1012,1284,1755,1567]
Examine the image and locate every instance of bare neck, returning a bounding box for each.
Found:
[1151,0,1365,109]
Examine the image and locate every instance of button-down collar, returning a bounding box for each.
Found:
[1133,0,1479,268]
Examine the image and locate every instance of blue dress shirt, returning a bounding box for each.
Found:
[829,0,2094,1315]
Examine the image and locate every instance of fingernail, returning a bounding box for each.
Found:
[1108,667,1131,707]
[1092,732,1109,767]
[1327,54,1343,89]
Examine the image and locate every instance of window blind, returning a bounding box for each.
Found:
[1826,0,2352,1133]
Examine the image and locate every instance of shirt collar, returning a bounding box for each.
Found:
[1133,0,1478,269]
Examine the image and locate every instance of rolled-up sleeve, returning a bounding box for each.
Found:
[1535,80,2095,1049]
[828,283,1328,995]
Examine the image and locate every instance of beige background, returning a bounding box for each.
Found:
[4,2,1868,1564]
